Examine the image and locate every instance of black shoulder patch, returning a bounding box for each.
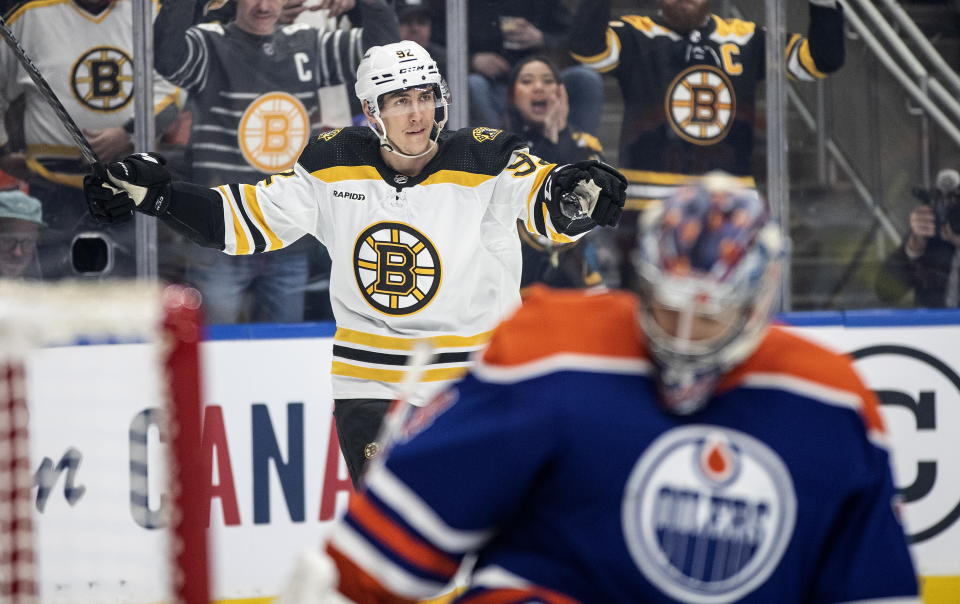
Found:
[431,127,526,176]
[298,127,380,172]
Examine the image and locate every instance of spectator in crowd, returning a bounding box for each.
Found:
[876,168,960,307]
[464,0,604,135]
[568,0,845,286]
[0,0,182,279]
[0,188,43,279]
[505,54,609,289]
[84,41,626,487]
[152,0,398,324]
[280,175,917,604]
[395,0,445,76]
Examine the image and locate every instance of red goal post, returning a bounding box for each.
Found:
[0,281,209,603]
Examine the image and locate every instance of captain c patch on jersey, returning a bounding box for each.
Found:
[622,425,797,603]
[353,221,442,316]
[71,46,134,111]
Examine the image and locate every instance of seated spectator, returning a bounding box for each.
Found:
[0,188,44,279]
[505,55,612,289]
[465,1,603,135]
[876,169,960,307]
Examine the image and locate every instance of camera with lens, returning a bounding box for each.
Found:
[912,168,960,234]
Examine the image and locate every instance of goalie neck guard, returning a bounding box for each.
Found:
[354,41,448,159]
[631,172,786,415]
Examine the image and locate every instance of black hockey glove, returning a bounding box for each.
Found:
[551,160,626,232]
[84,153,173,222]
[83,163,135,224]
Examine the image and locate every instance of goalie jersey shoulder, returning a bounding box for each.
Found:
[476,285,648,377]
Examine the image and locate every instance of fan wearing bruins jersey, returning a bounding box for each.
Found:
[153,0,398,324]
[84,41,627,485]
[569,0,845,211]
[0,0,182,278]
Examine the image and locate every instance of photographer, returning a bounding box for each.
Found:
[876,168,960,307]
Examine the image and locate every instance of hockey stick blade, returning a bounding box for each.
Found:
[0,15,99,165]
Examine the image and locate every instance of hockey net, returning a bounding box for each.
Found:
[0,281,209,604]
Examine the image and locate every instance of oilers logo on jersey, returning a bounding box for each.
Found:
[353,221,442,315]
[70,46,134,111]
[666,65,736,145]
[623,425,797,603]
[238,91,310,173]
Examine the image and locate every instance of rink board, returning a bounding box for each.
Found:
[24,312,960,603]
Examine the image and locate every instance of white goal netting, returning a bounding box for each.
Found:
[0,281,209,604]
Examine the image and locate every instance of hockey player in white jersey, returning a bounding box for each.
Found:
[83,40,627,485]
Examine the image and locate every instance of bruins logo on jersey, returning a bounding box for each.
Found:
[239,92,309,173]
[472,127,503,143]
[664,65,736,145]
[354,221,442,316]
[317,128,343,142]
[71,46,134,112]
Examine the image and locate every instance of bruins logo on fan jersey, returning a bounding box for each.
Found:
[472,127,502,143]
[71,46,134,111]
[354,221,442,316]
[239,92,309,173]
[665,65,736,145]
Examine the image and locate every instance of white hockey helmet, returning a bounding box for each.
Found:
[354,41,449,158]
[631,172,787,415]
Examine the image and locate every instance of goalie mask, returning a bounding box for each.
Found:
[631,172,786,415]
[355,41,449,159]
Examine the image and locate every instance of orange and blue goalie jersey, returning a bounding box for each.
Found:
[568,1,844,210]
[326,286,917,604]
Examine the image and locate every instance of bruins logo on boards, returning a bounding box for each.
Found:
[239,92,309,173]
[472,127,502,143]
[664,65,736,145]
[353,221,441,316]
[317,128,342,142]
[71,46,134,112]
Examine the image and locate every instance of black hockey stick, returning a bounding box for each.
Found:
[0,15,100,165]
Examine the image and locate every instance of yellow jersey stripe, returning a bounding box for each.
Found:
[420,170,495,188]
[241,184,283,251]
[525,162,556,235]
[797,39,826,79]
[220,185,251,255]
[569,28,619,64]
[27,144,82,157]
[7,0,71,23]
[335,327,493,350]
[620,169,756,187]
[25,157,83,189]
[311,165,381,182]
[620,15,656,33]
[712,16,756,38]
[331,362,469,384]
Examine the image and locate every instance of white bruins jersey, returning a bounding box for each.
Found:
[0,0,181,177]
[211,126,586,402]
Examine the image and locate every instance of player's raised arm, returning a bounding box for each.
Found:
[83,151,319,254]
[785,0,845,81]
[504,151,626,243]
